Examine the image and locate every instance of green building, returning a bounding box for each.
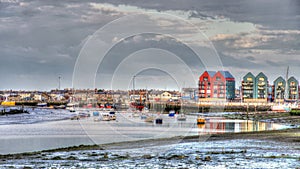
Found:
[287,77,299,100]
[273,76,285,101]
[242,72,268,100]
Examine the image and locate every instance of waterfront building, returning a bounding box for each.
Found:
[220,71,235,100]
[241,72,255,100]
[199,71,216,99]
[273,76,286,102]
[242,72,268,102]
[198,70,235,100]
[255,72,268,99]
[287,77,299,100]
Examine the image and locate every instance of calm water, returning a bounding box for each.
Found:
[0,110,290,154]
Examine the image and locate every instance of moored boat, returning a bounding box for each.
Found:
[101,113,110,121]
[144,116,155,123]
[197,116,206,124]
[177,114,187,121]
[109,111,116,120]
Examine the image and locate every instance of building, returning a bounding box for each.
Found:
[242,72,268,102]
[242,72,255,99]
[181,88,198,101]
[287,77,299,100]
[220,71,235,100]
[255,72,268,99]
[273,76,286,101]
[198,71,216,99]
[198,70,235,100]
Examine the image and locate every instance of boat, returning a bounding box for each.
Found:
[37,102,47,107]
[1,101,15,106]
[66,103,77,112]
[109,111,116,120]
[54,105,66,109]
[101,113,110,121]
[93,111,100,116]
[140,113,147,120]
[168,110,175,117]
[155,117,163,124]
[144,116,155,123]
[132,112,140,118]
[177,114,187,121]
[271,104,292,112]
[1,95,16,106]
[197,116,206,124]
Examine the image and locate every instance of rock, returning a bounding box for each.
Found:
[66,156,78,160]
[51,156,63,160]
[166,154,187,160]
[203,156,211,161]
[103,153,109,159]
[142,154,153,159]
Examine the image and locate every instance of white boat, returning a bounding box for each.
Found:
[109,111,116,120]
[101,113,110,121]
[144,116,155,123]
[177,114,187,121]
[271,103,297,112]
[37,102,47,107]
[66,102,78,112]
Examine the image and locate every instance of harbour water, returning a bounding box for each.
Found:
[0,109,290,154]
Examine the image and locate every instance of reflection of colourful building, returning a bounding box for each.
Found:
[197,118,276,135]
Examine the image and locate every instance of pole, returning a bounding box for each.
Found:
[58,76,61,90]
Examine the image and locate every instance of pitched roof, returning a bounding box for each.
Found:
[206,71,216,77]
[219,71,234,79]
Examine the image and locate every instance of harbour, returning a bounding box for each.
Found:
[0,108,294,154]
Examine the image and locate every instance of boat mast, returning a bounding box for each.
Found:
[284,66,289,101]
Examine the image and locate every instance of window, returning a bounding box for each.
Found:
[247,77,252,81]
[216,77,221,81]
[259,77,264,81]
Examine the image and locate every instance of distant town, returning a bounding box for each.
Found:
[1,70,298,108]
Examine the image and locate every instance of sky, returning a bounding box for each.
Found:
[0,0,299,90]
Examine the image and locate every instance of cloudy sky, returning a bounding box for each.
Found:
[0,0,299,90]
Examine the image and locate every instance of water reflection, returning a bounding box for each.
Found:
[197,117,285,134]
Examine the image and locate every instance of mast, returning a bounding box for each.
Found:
[284,66,289,101]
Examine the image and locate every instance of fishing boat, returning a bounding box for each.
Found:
[197,116,206,124]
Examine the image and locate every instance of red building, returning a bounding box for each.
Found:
[199,71,235,100]
[199,71,216,98]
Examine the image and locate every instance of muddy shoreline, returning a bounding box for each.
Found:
[0,127,299,159]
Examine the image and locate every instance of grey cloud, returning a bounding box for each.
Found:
[104,0,300,30]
